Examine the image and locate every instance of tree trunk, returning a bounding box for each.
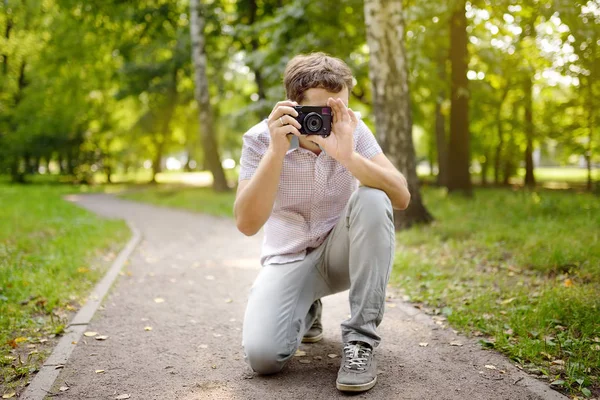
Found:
[151,136,164,184]
[448,1,472,195]
[524,77,535,187]
[2,0,11,76]
[190,0,229,192]
[435,91,448,187]
[481,153,488,186]
[364,0,433,230]
[494,85,509,185]
[587,70,595,192]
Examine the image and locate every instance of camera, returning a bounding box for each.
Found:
[293,106,332,137]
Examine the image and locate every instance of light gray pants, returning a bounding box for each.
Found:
[242,187,395,374]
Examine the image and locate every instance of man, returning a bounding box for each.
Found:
[234,52,410,392]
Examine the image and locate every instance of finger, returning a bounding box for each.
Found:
[273,106,299,120]
[281,114,302,130]
[269,100,298,119]
[274,124,302,137]
[328,98,340,124]
[348,108,358,124]
[337,99,350,121]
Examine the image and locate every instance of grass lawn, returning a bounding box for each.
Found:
[120,182,599,397]
[0,183,129,395]
[392,187,600,397]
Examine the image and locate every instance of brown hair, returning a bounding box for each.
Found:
[283,52,354,103]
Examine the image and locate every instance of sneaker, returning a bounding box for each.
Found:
[301,299,323,343]
[336,341,377,392]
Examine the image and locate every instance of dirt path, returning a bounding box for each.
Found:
[45,194,564,400]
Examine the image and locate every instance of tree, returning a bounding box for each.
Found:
[447,0,472,195]
[190,0,228,192]
[364,0,433,229]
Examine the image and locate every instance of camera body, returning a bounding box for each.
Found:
[293,106,332,137]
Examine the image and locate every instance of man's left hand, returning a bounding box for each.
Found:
[306,97,358,166]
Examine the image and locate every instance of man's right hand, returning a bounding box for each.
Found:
[267,100,303,156]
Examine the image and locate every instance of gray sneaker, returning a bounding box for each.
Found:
[336,341,377,392]
[302,299,323,343]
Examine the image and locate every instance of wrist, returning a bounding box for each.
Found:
[339,151,360,169]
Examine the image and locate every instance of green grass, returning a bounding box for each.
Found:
[0,183,129,394]
[392,187,600,397]
[119,185,236,217]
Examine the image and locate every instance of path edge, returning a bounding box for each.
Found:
[20,221,142,400]
[393,299,569,400]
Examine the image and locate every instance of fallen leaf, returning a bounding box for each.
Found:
[225,298,233,303]
[564,279,573,287]
[115,395,131,400]
[144,326,153,331]
[500,298,516,305]
[95,369,105,373]
[15,337,27,344]
[39,338,48,343]
[298,359,311,364]
[327,354,338,359]
[485,365,497,370]
[450,341,463,346]
[55,365,65,369]
[419,342,429,347]
[551,360,565,365]
[154,298,165,303]
[84,332,98,337]
[95,336,108,341]
[294,350,306,357]
[2,392,16,399]
[211,365,217,369]
[592,344,600,351]
[593,337,600,343]
[59,386,69,392]
[504,329,514,335]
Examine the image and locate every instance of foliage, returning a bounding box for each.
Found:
[391,186,600,396]
[0,183,129,392]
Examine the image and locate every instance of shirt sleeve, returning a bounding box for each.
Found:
[355,120,383,160]
[238,131,267,182]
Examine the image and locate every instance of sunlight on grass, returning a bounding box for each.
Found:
[391,187,600,396]
[0,184,129,391]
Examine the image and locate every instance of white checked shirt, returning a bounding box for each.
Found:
[239,119,383,265]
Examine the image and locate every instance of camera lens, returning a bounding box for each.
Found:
[304,112,323,133]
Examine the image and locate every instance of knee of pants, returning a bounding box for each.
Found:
[243,339,290,375]
[351,187,393,225]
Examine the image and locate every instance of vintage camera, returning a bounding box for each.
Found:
[293,106,332,137]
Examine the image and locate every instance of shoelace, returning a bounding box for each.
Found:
[343,342,372,371]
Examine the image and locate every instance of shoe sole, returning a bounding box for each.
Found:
[301,332,323,343]
[336,376,377,392]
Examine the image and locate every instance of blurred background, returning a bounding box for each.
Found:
[1,0,598,191]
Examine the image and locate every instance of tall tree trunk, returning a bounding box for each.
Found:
[494,85,509,185]
[448,1,472,195]
[524,77,535,187]
[586,69,595,191]
[190,0,229,192]
[2,0,11,76]
[151,137,164,184]
[435,91,448,186]
[364,0,433,230]
[481,152,489,186]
